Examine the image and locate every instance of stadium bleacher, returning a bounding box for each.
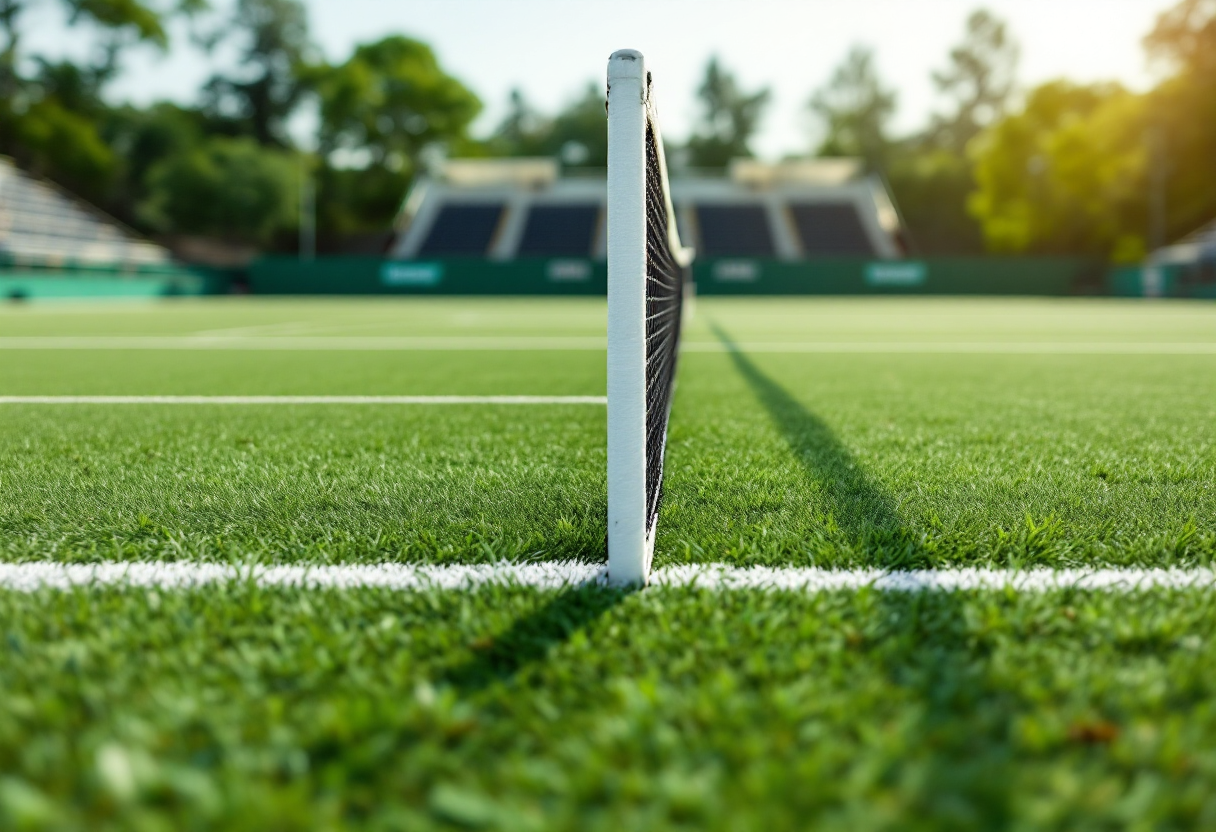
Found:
[389,157,904,261]
[0,156,170,267]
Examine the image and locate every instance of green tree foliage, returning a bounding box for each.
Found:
[7,98,115,195]
[0,0,171,199]
[968,81,1149,260]
[314,164,411,238]
[809,46,896,169]
[487,84,608,167]
[547,84,608,167]
[139,136,299,244]
[309,35,479,237]
[930,9,1018,152]
[0,0,167,96]
[99,102,209,216]
[686,57,770,168]
[201,0,313,147]
[883,11,1016,255]
[1142,0,1216,238]
[488,88,549,157]
[887,150,985,255]
[314,35,480,172]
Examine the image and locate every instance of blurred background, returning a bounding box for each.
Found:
[1,0,1213,299]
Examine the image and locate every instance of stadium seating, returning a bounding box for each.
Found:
[0,156,170,267]
[389,157,904,261]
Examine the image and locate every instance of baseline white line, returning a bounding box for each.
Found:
[0,395,606,405]
[0,337,607,351]
[2,337,1214,354]
[682,341,1216,355]
[1,562,1213,593]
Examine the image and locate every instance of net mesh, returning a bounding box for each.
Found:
[642,115,685,537]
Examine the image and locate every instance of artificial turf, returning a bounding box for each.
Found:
[3,585,1216,830]
[1,296,1215,829]
[1,298,1212,566]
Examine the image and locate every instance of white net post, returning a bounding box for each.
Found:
[606,49,648,586]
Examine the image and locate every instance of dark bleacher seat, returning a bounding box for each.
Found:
[417,203,505,256]
[516,204,600,257]
[693,204,775,257]
[789,202,875,255]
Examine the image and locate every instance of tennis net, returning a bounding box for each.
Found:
[606,50,693,586]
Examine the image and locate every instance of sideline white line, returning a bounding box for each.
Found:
[1,562,1213,593]
[1,337,1214,354]
[0,336,607,351]
[0,395,606,405]
[682,341,1216,355]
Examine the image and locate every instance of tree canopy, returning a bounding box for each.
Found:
[930,9,1018,151]
[2,0,1215,260]
[488,84,608,167]
[685,57,770,168]
[968,81,1149,260]
[809,46,896,168]
[313,35,481,172]
[201,0,314,147]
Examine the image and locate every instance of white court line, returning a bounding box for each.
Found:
[0,396,606,405]
[1,562,1213,593]
[682,341,1216,355]
[0,336,1214,354]
[0,336,607,351]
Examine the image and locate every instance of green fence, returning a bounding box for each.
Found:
[13,255,1214,299]
[249,256,1102,296]
[0,256,231,300]
[1107,264,1216,299]
[693,257,1100,295]
[249,257,607,295]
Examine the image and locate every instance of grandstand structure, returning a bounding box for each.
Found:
[1151,219,1216,274]
[0,156,170,267]
[388,157,904,261]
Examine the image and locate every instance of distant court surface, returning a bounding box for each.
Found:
[2,295,1216,828]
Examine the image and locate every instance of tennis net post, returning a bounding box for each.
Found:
[606,49,692,587]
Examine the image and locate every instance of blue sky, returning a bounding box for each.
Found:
[26,0,1175,157]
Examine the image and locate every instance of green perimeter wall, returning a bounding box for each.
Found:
[693,258,1097,295]
[7,256,1213,299]
[249,256,1096,296]
[249,258,607,295]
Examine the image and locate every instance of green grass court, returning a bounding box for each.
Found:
[2,297,1216,829]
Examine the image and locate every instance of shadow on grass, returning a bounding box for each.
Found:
[712,320,1014,824]
[439,583,632,696]
[710,321,921,568]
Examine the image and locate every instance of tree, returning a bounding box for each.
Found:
[7,98,116,196]
[685,57,770,168]
[886,150,986,254]
[546,83,608,167]
[1144,0,1216,76]
[0,0,168,98]
[809,46,896,168]
[930,9,1018,151]
[0,0,192,207]
[1142,0,1216,239]
[139,135,299,244]
[200,0,313,147]
[488,88,550,157]
[968,81,1149,260]
[486,84,608,167]
[314,35,480,173]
